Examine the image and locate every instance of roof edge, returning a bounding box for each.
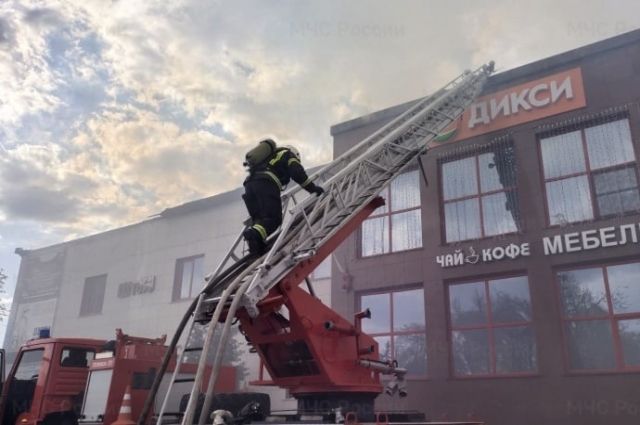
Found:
[17,186,245,255]
[330,28,640,137]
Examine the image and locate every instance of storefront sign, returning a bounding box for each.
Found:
[117,275,156,298]
[542,223,640,255]
[431,67,586,145]
[436,223,640,268]
[437,243,531,268]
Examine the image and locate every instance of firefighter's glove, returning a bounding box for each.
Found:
[307,183,325,196]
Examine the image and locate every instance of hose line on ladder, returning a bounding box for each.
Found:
[196,275,255,425]
[141,221,289,425]
[184,264,253,425]
[137,251,256,425]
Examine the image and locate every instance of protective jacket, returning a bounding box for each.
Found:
[246,147,315,192]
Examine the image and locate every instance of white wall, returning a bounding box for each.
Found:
[52,200,244,340]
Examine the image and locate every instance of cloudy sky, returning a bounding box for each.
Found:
[0,0,639,340]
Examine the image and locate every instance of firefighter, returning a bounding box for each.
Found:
[242,138,324,255]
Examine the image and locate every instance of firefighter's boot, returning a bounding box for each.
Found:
[243,227,266,255]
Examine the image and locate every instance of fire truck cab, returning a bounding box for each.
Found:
[0,334,105,425]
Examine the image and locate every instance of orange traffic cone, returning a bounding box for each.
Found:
[111,385,135,425]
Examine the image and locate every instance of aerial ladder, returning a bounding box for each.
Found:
[139,61,495,425]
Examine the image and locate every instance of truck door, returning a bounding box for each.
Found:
[42,347,96,416]
[2,348,45,425]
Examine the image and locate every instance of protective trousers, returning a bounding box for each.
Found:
[242,177,283,241]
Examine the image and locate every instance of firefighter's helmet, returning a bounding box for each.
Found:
[285,145,301,161]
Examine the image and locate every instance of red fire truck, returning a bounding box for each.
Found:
[0,330,235,425]
[0,334,104,425]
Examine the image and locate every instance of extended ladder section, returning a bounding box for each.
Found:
[147,62,494,425]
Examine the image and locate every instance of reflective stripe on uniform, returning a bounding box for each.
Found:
[268,149,288,166]
[288,157,301,166]
[252,224,268,240]
[257,171,283,190]
[301,178,311,187]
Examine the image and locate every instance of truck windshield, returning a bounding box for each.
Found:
[13,349,44,380]
[2,349,45,425]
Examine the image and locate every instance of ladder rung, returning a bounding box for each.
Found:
[183,347,203,352]
[423,128,439,136]
[434,109,455,120]
[173,378,196,383]
[202,294,234,305]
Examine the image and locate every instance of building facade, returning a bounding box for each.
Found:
[330,30,640,425]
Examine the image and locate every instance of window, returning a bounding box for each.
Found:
[360,288,426,376]
[6,349,44,423]
[557,261,640,371]
[173,255,204,301]
[60,347,95,367]
[441,142,519,243]
[448,276,536,377]
[13,349,44,380]
[80,274,107,316]
[361,170,422,256]
[540,118,640,225]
